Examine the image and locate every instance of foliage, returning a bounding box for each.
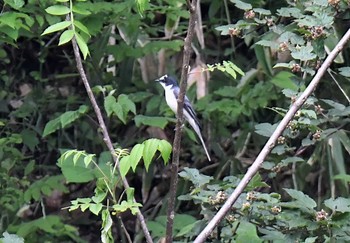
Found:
[2,0,350,241]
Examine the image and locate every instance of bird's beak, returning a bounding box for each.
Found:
[155,78,160,82]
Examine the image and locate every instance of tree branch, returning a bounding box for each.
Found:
[165,1,198,242]
[71,38,153,243]
[194,28,350,243]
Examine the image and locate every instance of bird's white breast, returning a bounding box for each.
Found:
[163,85,178,114]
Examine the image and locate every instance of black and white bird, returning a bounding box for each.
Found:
[156,74,211,161]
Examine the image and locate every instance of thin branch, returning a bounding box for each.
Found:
[165,0,198,242]
[71,38,153,243]
[194,28,350,243]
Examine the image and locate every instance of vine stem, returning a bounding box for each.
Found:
[194,28,350,243]
[71,37,153,243]
[165,0,198,242]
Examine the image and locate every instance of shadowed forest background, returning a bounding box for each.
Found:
[2,0,350,242]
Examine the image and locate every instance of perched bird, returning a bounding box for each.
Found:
[156,74,211,161]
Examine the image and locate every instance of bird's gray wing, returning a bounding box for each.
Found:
[173,87,201,129]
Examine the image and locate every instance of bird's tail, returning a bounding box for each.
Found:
[193,126,211,161]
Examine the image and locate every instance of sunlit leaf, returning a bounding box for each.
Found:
[45,5,70,15]
[75,32,89,59]
[58,29,74,45]
[42,21,71,35]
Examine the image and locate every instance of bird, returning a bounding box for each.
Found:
[156,74,211,161]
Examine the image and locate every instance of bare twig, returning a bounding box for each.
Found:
[165,0,198,242]
[71,38,153,243]
[194,28,350,243]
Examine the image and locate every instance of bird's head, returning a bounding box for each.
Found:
[155,75,178,89]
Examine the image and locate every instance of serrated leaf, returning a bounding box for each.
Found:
[255,123,278,137]
[143,139,159,171]
[45,5,70,15]
[291,45,316,61]
[284,188,317,209]
[58,29,74,45]
[129,144,144,171]
[42,21,71,35]
[74,20,90,36]
[158,140,172,164]
[75,32,89,59]
[324,197,350,213]
[178,167,213,188]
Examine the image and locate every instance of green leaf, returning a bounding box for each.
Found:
[126,187,135,202]
[42,117,60,137]
[119,155,131,177]
[134,115,169,129]
[58,29,74,45]
[24,160,35,176]
[89,203,103,215]
[270,71,298,91]
[72,5,91,15]
[58,151,95,183]
[338,67,350,77]
[118,94,136,114]
[324,197,350,213]
[75,32,89,59]
[129,144,144,171]
[291,45,317,61]
[255,123,278,137]
[45,5,71,15]
[178,167,213,188]
[236,221,262,243]
[142,139,159,171]
[4,0,25,10]
[158,140,172,164]
[104,95,117,117]
[42,21,71,35]
[113,103,126,124]
[20,129,39,151]
[230,0,252,10]
[136,0,149,17]
[101,209,113,243]
[73,20,90,36]
[283,188,317,212]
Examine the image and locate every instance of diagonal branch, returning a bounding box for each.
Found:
[71,38,153,243]
[165,0,198,242]
[194,28,350,243]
